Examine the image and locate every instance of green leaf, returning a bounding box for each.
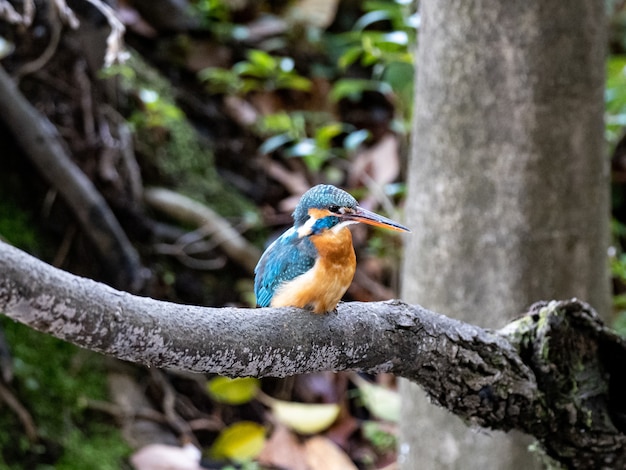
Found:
[330,79,392,102]
[315,123,347,149]
[613,310,626,337]
[206,377,261,405]
[353,375,400,422]
[353,10,392,31]
[338,46,364,69]
[257,112,295,134]
[343,129,370,151]
[284,139,317,157]
[276,74,312,92]
[246,49,277,73]
[362,421,397,452]
[269,399,341,435]
[382,30,409,46]
[210,421,266,462]
[279,57,295,72]
[259,134,294,155]
[0,36,15,60]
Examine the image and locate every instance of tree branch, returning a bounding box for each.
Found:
[0,240,624,467]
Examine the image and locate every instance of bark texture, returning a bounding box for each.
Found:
[401,0,609,468]
[0,241,625,467]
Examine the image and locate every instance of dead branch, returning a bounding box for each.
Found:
[0,240,625,468]
[144,187,261,273]
[0,0,32,25]
[0,64,145,291]
[0,381,38,441]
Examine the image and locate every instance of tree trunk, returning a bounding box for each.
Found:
[400,1,609,469]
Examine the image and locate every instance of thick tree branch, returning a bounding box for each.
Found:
[0,240,625,467]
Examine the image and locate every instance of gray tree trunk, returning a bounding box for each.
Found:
[399,1,609,469]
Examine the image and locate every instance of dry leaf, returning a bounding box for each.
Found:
[270,398,341,435]
[285,0,340,29]
[304,436,358,470]
[349,133,400,208]
[130,443,202,470]
[210,421,266,462]
[258,424,309,470]
[223,95,259,126]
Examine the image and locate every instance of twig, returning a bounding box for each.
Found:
[0,327,13,383]
[107,371,178,448]
[144,187,261,274]
[52,224,77,267]
[52,0,79,28]
[15,3,64,79]
[83,0,127,67]
[85,397,168,424]
[0,64,145,291]
[0,381,38,441]
[153,224,228,270]
[260,156,310,195]
[102,105,143,204]
[0,0,29,25]
[150,369,199,445]
[75,59,97,145]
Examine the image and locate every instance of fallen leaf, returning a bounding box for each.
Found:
[206,376,260,405]
[223,95,259,127]
[352,374,400,423]
[257,424,309,470]
[294,371,345,403]
[285,0,340,29]
[130,443,202,470]
[348,133,401,209]
[270,398,341,435]
[304,436,358,470]
[210,421,266,462]
[325,410,360,450]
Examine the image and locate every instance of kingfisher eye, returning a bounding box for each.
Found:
[328,205,341,214]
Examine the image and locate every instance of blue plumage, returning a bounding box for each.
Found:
[255,185,357,307]
[292,185,357,226]
[254,227,317,307]
[254,184,410,311]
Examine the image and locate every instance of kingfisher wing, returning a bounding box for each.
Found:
[254,227,317,307]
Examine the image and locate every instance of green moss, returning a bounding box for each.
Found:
[0,197,40,252]
[362,421,397,453]
[0,319,130,468]
[107,53,258,220]
[54,425,130,470]
[613,310,626,337]
[528,441,566,469]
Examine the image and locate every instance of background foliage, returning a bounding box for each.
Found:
[0,0,624,468]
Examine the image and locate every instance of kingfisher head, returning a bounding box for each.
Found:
[293,184,410,237]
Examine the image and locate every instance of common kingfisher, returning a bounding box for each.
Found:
[254,184,410,313]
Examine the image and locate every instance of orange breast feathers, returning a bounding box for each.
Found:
[270,227,357,313]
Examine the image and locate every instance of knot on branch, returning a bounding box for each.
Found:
[501,299,626,468]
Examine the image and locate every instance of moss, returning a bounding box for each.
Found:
[0,319,130,469]
[109,53,259,220]
[0,195,40,253]
[54,425,130,470]
[613,310,626,337]
[528,441,566,469]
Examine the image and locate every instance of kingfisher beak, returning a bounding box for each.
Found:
[342,206,411,232]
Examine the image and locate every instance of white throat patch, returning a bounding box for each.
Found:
[297,216,317,238]
[296,216,356,238]
[332,220,357,233]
